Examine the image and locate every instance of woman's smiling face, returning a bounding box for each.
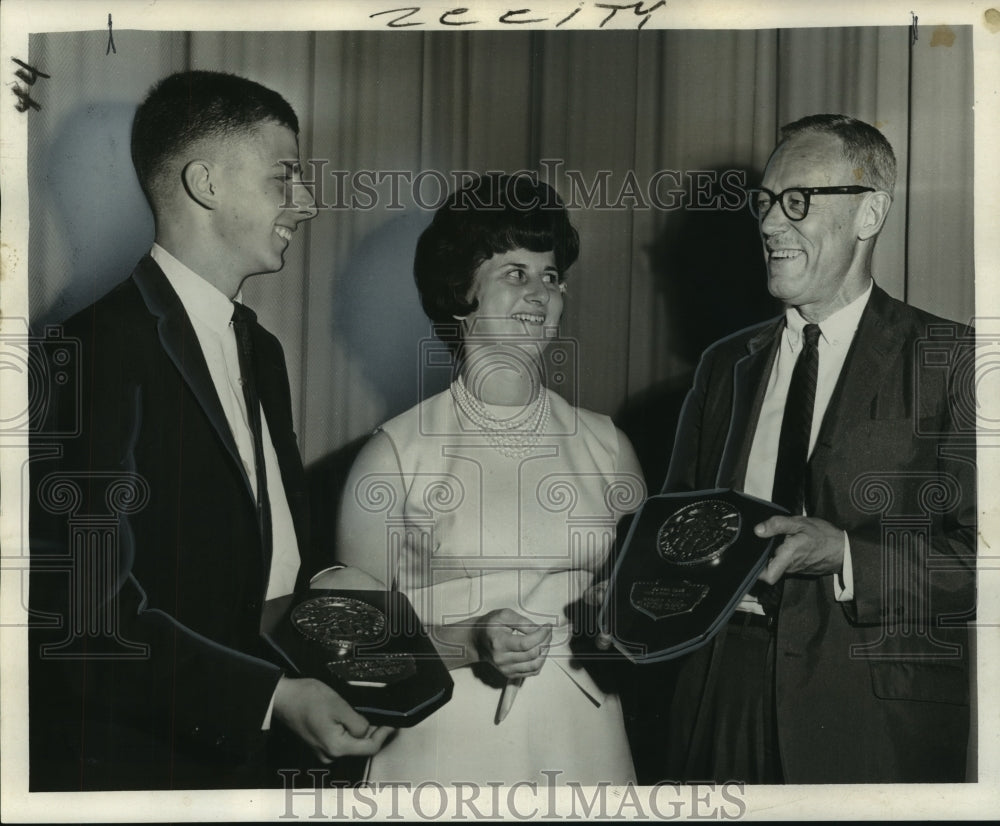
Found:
[461,248,565,347]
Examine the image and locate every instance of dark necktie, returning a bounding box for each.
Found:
[754,322,821,616]
[231,302,273,560]
[771,322,822,515]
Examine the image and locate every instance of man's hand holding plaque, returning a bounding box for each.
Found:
[597,489,787,663]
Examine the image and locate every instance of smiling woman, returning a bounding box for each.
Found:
[334,175,647,785]
[461,248,565,344]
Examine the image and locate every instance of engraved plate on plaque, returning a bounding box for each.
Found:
[656,499,741,567]
[630,579,710,620]
[326,653,418,687]
[291,596,387,655]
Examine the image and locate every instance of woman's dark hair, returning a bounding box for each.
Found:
[414,174,580,347]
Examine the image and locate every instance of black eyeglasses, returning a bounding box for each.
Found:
[746,186,875,221]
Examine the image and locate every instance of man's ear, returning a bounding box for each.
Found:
[181,160,218,209]
[857,191,892,240]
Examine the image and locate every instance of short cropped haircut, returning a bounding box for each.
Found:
[779,114,897,194]
[414,174,580,347]
[131,70,299,208]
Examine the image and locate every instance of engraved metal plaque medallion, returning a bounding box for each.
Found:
[656,499,741,566]
[291,596,387,653]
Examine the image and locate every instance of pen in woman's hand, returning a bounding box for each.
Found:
[492,619,551,724]
[495,625,527,724]
[495,676,523,724]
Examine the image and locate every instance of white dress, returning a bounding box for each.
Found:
[360,385,645,785]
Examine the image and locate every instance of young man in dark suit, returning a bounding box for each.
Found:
[657,115,976,783]
[29,70,391,791]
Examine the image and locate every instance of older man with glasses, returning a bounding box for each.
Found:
[652,114,976,784]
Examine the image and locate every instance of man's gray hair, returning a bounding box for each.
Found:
[779,114,897,195]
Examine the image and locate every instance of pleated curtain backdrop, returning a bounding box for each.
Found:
[28,26,974,473]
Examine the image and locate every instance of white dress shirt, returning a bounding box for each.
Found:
[151,244,301,601]
[741,281,873,608]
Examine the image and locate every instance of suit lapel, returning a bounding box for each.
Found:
[809,285,904,490]
[131,256,255,498]
[716,320,782,489]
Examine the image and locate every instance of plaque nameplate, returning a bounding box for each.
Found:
[630,580,710,620]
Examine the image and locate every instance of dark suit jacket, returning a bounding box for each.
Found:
[29,256,317,790]
[664,284,976,783]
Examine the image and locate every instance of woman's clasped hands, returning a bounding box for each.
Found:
[474,608,553,679]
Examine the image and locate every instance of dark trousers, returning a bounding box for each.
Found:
[665,615,782,784]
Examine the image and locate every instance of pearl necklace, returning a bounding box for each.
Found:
[450,374,550,458]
